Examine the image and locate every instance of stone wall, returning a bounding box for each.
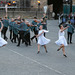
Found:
[73,0,75,5]
[0,11,50,19]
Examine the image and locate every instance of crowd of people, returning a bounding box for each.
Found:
[0,14,49,52]
[62,12,75,25]
[0,13,75,57]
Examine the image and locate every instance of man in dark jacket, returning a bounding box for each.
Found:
[67,21,74,44]
[17,19,28,47]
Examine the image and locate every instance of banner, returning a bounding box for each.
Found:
[44,6,48,14]
[5,4,8,13]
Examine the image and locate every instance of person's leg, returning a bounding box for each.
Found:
[44,45,48,53]
[17,31,21,46]
[37,44,40,54]
[24,33,28,46]
[62,45,67,57]
[11,31,14,43]
[10,30,12,40]
[28,33,31,46]
[70,33,72,44]
[35,30,38,43]
[31,28,35,41]
[57,44,64,51]
[4,27,8,40]
[67,32,70,44]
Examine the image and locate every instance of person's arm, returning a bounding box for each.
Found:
[61,26,69,32]
[0,21,3,32]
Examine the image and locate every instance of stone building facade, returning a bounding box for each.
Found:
[0,0,75,8]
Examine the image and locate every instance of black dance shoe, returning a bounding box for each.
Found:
[11,39,13,43]
[37,51,40,54]
[63,54,67,57]
[46,50,48,53]
[70,42,72,44]
[17,45,20,47]
[57,49,60,51]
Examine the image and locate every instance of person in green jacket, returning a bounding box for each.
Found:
[67,21,75,44]
[2,17,9,40]
[31,17,39,43]
[17,19,28,47]
[11,19,18,43]
[9,18,14,40]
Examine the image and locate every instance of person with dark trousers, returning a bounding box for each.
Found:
[25,21,31,46]
[9,18,14,40]
[74,13,75,25]
[11,19,18,43]
[67,21,74,44]
[17,19,28,47]
[31,17,39,43]
[2,17,9,40]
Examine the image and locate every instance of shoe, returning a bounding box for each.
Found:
[17,45,20,47]
[63,54,67,57]
[29,44,32,46]
[37,51,40,54]
[11,39,13,43]
[67,42,69,44]
[70,42,72,44]
[46,50,48,53]
[57,49,60,51]
[26,44,28,47]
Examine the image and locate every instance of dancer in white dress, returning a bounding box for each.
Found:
[0,18,7,47]
[55,25,69,57]
[36,25,50,54]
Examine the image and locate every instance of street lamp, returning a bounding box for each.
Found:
[12,0,16,17]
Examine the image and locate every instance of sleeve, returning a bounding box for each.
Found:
[43,30,49,33]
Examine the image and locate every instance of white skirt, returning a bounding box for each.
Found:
[55,36,68,46]
[38,36,50,45]
[0,32,7,47]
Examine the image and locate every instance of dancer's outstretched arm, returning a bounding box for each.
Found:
[0,21,3,32]
[61,26,69,32]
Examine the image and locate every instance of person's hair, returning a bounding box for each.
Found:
[22,19,25,21]
[59,24,63,29]
[34,17,37,19]
[14,19,17,21]
[5,17,7,19]
[68,20,71,24]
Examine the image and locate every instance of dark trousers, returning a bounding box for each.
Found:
[11,31,18,43]
[10,30,12,40]
[17,31,28,46]
[67,32,72,43]
[3,27,8,40]
[31,29,38,42]
[26,33,31,45]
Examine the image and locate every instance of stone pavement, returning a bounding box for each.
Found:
[0,20,75,75]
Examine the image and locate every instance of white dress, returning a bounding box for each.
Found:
[38,30,50,45]
[55,30,67,46]
[0,32,7,47]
